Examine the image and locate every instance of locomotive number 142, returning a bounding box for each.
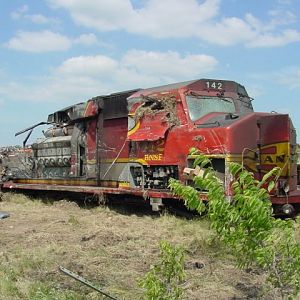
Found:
[206,81,223,90]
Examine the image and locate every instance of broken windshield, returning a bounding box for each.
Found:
[186,95,236,121]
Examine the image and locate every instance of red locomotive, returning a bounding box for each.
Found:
[1,79,299,213]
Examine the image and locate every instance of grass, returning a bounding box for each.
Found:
[0,192,278,299]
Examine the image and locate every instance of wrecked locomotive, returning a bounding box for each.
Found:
[1,79,299,213]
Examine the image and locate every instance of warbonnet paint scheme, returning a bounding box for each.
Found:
[1,79,299,212]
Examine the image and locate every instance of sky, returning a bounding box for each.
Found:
[0,0,300,146]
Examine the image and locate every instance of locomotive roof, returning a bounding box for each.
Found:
[129,79,198,98]
[47,78,249,123]
[128,78,247,98]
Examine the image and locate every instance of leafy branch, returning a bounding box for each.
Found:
[139,240,186,300]
[169,152,300,299]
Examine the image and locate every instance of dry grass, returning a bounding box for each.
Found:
[0,193,278,299]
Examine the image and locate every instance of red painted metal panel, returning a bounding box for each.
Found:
[128,113,170,141]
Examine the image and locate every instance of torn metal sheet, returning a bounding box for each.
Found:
[127,118,169,141]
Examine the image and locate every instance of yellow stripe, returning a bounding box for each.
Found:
[128,121,140,136]
[103,158,149,166]
[188,154,226,159]
[88,158,148,165]
[87,159,96,164]
[15,178,121,188]
[127,113,141,136]
[16,178,98,186]
[119,182,130,188]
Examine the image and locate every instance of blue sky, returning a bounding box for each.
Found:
[1,0,300,146]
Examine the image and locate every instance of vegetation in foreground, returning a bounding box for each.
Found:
[0,192,275,300]
[170,151,300,299]
[139,240,186,300]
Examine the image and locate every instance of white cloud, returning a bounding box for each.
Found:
[5,31,101,52]
[121,50,217,79]
[48,0,135,31]
[48,0,300,47]
[11,5,59,25]
[57,55,118,76]
[278,67,300,89]
[199,17,256,46]
[50,50,218,90]
[26,14,57,25]
[247,29,300,48]
[268,9,296,28]
[243,10,299,47]
[0,50,218,103]
[5,30,72,52]
[128,0,221,38]
[11,5,29,19]
[73,33,99,46]
[48,0,221,38]
[252,67,300,91]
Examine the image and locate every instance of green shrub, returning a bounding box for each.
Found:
[169,151,300,299]
[139,240,186,300]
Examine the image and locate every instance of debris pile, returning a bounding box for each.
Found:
[0,145,33,180]
[134,95,180,127]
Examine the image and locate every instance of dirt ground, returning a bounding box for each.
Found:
[0,192,279,299]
